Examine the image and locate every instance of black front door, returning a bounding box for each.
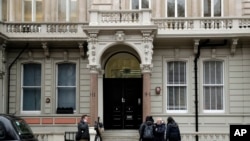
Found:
[104,78,142,129]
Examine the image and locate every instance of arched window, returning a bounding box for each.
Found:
[105,53,141,78]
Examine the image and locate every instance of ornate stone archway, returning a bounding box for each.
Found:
[84,29,155,126]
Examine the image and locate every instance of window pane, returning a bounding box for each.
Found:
[204,0,211,17]
[177,0,185,17]
[58,63,76,86]
[168,61,186,84]
[216,87,223,109]
[204,61,223,84]
[58,0,66,21]
[216,61,223,84]
[204,86,210,109]
[214,0,221,17]
[132,0,139,9]
[167,62,174,84]
[23,88,41,111]
[2,0,8,21]
[23,64,41,86]
[167,86,186,110]
[36,0,43,21]
[58,87,76,109]
[141,0,149,8]
[24,0,32,21]
[204,86,223,110]
[70,0,78,21]
[167,0,175,17]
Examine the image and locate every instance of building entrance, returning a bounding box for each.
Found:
[103,78,142,129]
[103,52,142,129]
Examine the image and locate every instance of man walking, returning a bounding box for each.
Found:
[76,115,90,141]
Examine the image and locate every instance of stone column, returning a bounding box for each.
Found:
[86,30,99,126]
[89,66,98,126]
[140,30,154,121]
[141,67,152,121]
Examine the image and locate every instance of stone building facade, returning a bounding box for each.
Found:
[0,0,250,140]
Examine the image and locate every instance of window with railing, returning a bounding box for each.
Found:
[203,61,224,112]
[23,0,43,22]
[203,0,222,17]
[22,63,41,113]
[166,61,187,112]
[131,0,150,9]
[56,63,76,113]
[58,0,78,22]
[166,0,186,17]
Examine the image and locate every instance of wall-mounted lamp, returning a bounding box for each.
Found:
[155,87,161,95]
[45,98,51,104]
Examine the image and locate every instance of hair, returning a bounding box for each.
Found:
[81,115,88,120]
[167,116,174,123]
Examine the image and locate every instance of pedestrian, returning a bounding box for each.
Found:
[154,118,166,141]
[75,115,90,141]
[139,116,155,141]
[166,116,181,141]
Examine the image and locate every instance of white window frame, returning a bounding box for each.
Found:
[201,59,225,113]
[130,0,151,9]
[57,0,78,22]
[165,0,187,17]
[0,0,2,21]
[56,61,78,113]
[22,0,43,22]
[201,0,224,17]
[165,59,189,113]
[21,62,42,115]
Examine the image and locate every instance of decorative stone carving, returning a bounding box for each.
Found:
[231,38,238,56]
[115,31,125,42]
[0,40,7,63]
[87,64,100,73]
[78,42,85,58]
[193,39,200,55]
[141,30,154,65]
[42,42,49,58]
[63,51,68,61]
[28,50,33,60]
[140,64,153,73]
[86,30,98,65]
[211,48,216,58]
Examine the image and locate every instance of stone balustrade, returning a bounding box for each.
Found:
[34,131,229,141]
[0,22,88,40]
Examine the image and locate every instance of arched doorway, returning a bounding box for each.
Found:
[103,52,143,129]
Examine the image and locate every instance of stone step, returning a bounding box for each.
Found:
[101,130,140,141]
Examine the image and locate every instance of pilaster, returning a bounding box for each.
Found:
[141,65,152,121]
[86,30,100,126]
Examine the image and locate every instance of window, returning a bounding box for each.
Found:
[22,63,41,112]
[23,0,43,22]
[166,61,187,112]
[131,0,150,9]
[203,0,222,17]
[203,61,224,112]
[57,63,76,110]
[166,0,186,17]
[58,0,78,22]
[1,0,8,21]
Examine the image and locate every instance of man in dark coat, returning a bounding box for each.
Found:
[139,116,155,141]
[76,115,90,141]
[154,118,166,141]
[166,116,181,141]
